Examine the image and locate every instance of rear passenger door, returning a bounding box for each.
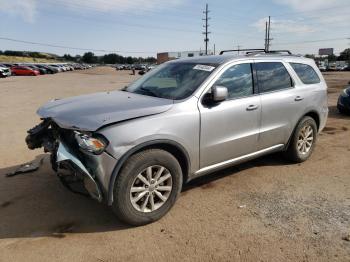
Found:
[254,61,304,150]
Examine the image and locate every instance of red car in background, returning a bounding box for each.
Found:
[11,66,40,76]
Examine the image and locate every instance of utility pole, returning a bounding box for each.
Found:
[266,16,273,52]
[214,44,216,55]
[202,4,211,55]
[265,21,268,51]
[237,45,241,55]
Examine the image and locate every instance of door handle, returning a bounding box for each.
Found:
[295,96,304,101]
[246,105,259,111]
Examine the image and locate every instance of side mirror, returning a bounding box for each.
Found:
[212,86,228,102]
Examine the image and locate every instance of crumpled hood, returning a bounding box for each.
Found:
[37,91,174,131]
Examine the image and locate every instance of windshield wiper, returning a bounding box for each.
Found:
[139,87,159,98]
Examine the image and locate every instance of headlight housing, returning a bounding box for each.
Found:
[74,132,108,154]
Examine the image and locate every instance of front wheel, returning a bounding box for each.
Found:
[111,149,183,226]
[284,116,317,163]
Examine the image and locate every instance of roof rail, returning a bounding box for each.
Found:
[219,49,292,55]
[267,50,292,55]
[219,49,265,55]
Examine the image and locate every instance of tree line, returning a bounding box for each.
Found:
[0,50,157,64]
[74,52,157,64]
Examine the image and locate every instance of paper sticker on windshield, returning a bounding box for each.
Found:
[193,64,215,72]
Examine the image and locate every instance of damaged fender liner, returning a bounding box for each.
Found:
[57,142,103,202]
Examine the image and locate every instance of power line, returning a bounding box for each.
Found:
[202,3,211,55]
[39,9,241,38]
[274,37,349,46]
[270,3,350,18]
[0,37,154,54]
[49,0,201,17]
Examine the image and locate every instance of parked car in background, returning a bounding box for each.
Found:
[26,50,328,226]
[60,65,68,72]
[1,63,13,68]
[115,65,125,70]
[327,64,337,71]
[36,64,58,74]
[50,65,63,72]
[147,65,157,71]
[337,82,350,114]
[0,65,11,77]
[339,65,349,71]
[318,65,327,72]
[11,66,40,76]
[336,65,346,71]
[27,65,47,75]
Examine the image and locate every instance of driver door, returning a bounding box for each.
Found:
[198,61,261,169]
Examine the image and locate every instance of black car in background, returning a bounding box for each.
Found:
[36,64,58,74]
[337,82,350,114]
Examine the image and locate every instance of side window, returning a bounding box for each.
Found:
[290,63,320,84]
[255,62,293,93]
[213,63,253,99]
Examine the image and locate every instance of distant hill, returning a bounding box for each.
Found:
[0,55,61,63]
[0,50,63,63]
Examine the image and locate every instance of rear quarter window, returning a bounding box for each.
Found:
[255,62,294,93]
[290,63,320,85]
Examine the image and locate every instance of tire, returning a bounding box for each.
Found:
[284,116,317,163]
[111,149,183,226]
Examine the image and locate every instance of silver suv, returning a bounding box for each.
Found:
[26,50,328,225]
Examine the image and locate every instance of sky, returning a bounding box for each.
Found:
[0,0,349,57]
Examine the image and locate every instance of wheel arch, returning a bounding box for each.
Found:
[285,110,320,150]
[107,139,191,205]
[304,111,320,131]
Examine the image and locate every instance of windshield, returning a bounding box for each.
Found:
[126,62,218,100]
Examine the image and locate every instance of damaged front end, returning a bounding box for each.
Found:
[26,119,109,202]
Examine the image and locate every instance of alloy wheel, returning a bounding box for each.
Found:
[297,125,314,155]
[130,165,173,213]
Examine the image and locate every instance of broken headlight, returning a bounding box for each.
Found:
[74,132,108,154]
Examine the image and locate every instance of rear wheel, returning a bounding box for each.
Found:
[111,149,183,226]
[284,116,317,163]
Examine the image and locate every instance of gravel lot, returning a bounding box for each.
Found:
[0,67,349,262]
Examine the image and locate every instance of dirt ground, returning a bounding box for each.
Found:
[0,67,349,262]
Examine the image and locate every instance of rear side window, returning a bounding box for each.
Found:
[255,62,293,93]
[290,63,320,84]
